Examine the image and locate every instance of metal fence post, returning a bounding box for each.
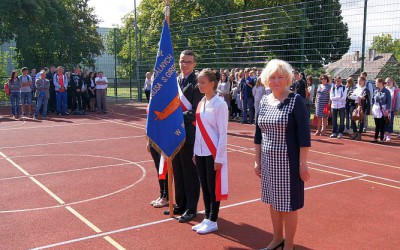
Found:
[129,28,133,100]
[134,0,141,102]
[361,0,368,72]
[114,27,118,101]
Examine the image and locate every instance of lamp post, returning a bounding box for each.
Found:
[113,24,118,100]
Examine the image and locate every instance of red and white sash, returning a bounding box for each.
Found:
[178,81,192,112]
[196,99,228,201]
[158,155,168,180]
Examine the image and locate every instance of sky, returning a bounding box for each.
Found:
[89,0,399,52]
[89,0,141,27]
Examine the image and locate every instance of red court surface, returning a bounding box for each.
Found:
[0,102,399,250]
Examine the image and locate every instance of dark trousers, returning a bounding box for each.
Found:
[150,146,168,199]
[242,97,254,123]
[48,89,56,112]
[196,155,220,222]
[374,118,386,140]
[332,107,345,134]
[56,91,67,114]
[145,89,150,103]
[72,91,83,111]
[172,144,200,212]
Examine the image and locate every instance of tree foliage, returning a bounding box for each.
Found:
[110,0,350,76]
[370,33,400,60]
[0,0,103,69]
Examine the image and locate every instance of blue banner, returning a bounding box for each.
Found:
[146,21,185,158]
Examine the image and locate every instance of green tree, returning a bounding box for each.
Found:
[370,33,400,60]
[114,0,350,77]
[0,0,103,69]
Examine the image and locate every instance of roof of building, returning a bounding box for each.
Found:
[326,52,397,80]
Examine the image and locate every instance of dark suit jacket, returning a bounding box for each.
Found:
[178,71,204,145]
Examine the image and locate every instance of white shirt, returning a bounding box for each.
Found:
[252,85,266,102]
[194,95,228,164]
[95,76,108,90]
[330,84,347,109]
[307,84,315,103]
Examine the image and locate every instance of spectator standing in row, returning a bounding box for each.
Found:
[229,75,240,119]
[8,70,21,119]
[70,67,85,113]
[240,68,255,124]
[33,70,50,120]
[53,66,69,116]
[349,76,370,141]
[360,71,374,132]
[144,72,152,103]
[330,77,347,139]
[30,68,37,104]
[19,67,33,117]
[344,77,356,135]
[47,65,56,113]
[217,72,230,109]
[384,78,400,142]
[371,78,391,143]
[290,70,306,99]
[305,75,315,119]
[314,74,331,136]
[95,71,108,113]
[86,72,97,112]
[252,77,266,121]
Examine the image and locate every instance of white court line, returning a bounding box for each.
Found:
[225,144,400,186]
[308,162,400,184]
[31,174,363,250]
[0,151,125,249]
[0,162,135,181]
[0,135,146,150]
[0,153,147,213]
[309,150,400,170]
[0,121,110,131]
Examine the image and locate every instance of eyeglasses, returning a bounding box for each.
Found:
[320,78,327,81]
[179,60,194,65]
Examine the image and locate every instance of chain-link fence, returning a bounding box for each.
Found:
[1,1,400,126]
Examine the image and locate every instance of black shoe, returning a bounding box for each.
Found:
[264,240,285,250]
[163,206,184,215]
[178,210,197,223]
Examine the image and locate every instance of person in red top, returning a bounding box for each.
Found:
[53,66,69,115]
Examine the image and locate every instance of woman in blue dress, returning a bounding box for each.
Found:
[254,59,311,250]
[314,75,331,136]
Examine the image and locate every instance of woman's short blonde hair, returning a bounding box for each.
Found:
[260,59,293,87]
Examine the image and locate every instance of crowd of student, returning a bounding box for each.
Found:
[4,66,109,120]
[189,67,400,143]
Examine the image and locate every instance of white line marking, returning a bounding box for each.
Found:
[66,206,102,233]
[0,154,147,213]
[31,175,362,250]
[103,236,126,250]
[1,151,125,249]
[0,135,146,150]
[309,150,400,170]
[305,175,368,190]
[0,121,110,131]
[0,162,136,181]
[29,177,65,204]
[308,162,400,184]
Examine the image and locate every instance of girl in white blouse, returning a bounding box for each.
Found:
[192,69,228,235]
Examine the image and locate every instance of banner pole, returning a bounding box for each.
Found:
[164,0,170,26]
[166,157,174,218]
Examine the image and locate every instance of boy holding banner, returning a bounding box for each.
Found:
[192,69,229,234]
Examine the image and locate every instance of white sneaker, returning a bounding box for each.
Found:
[192,219,209,231]
[330,133,337,138]
[337,133,343,139]
[197,220,218,234]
